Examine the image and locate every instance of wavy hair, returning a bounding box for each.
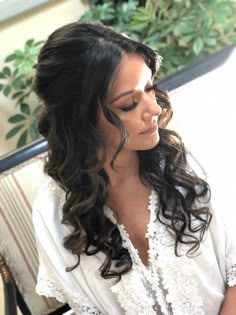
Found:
[34,21,211,281]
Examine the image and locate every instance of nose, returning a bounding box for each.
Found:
[142,95,162,121]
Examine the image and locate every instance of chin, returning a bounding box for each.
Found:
[138,137,160,151]
[143,142,159,151]
[126,133,160,151]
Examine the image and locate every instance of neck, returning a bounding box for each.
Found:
[103,149,139,187]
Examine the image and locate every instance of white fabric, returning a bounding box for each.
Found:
[32,175,236,315]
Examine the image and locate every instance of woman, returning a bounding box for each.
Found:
[33,22,236,314]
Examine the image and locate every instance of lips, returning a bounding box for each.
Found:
[140,125,157,134]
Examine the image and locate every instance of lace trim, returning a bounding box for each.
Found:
[146,189,159,263]
[36,271,103,314]
[145,191,171,315]
[108,190,170,315]
[36,272,67,303]
[148,191,204,315]
[226,253,236,287]
[106,190,160,314]
[109,189,204,315]
[111,270,156,315]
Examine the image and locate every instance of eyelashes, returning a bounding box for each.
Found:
[121,102,138,112]
[144,82,158,92]
[121,82,158,112]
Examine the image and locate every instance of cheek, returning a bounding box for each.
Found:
[106,128,121,145]
[102,123,117,141]
[99,116,121,146]
[122,117,142,136]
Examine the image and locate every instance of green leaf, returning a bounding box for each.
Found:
[179,34,194,46]
[0,72,6,79]
[216,2,231,13]
[8,114,26,123]
[33,105,43,115]
[16,95,27,105]
[173,21,194,36]
[26,78,33,86]
[3,85,11,97]
[144,32,161,45]
[208,29,220,37]
[170,8,178,19]
[13,68,19,76]
[19,61,33,74]
[214,15,228,24]
[97,3,115,20]
[14,49,25,58]
[14,59,23,67]
[193,37,204,55]
[204,37,217,46]
[12,91,24,99]
[20,103,30,115]
[203,16,213,28]
[116,0,137,24]
[35,40,44,46]
[6,124,24,139]
[5,54,17,62]
[80,3,115,22]
[3,67,11,76]
[132,7,153,22]
[26,39,34,46]
[0,84,3,91]
[128,21,148,31]
[159,25,173,38]
[80,10,95,21]
[185,0,191,8]
[29,124,39,140]
[12,76,24,89]
[17,130,27,148]
[28,46,39,57]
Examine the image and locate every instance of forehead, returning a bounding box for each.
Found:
[108,53,152,102]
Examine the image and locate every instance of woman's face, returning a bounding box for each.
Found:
[98,53,162,153]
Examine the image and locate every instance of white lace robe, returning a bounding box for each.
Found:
[33,180,236,315]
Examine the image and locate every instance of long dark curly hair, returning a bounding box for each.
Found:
[34,21,212,281]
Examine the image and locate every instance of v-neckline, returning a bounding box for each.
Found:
[104,189,158,268]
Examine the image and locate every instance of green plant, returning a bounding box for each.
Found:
[0,39,43,148]
[80,0,236,77]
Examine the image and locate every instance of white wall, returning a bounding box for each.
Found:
[169,48,236,213]
[0,0,88,156]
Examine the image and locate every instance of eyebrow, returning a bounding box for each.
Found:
[110,89,135,104]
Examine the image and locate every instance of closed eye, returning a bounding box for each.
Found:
[119,82,159,112]
[121,102,138,112]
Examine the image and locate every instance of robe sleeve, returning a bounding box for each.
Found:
[32,181,104,314]
[187,150,236,288]
[224,212,236,287]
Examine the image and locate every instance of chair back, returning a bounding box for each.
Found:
[0,140,63,315]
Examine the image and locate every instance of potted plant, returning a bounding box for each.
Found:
[0,39,43,148]
[80,0,236,76]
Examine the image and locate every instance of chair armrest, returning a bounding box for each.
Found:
[0,255,17,315]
